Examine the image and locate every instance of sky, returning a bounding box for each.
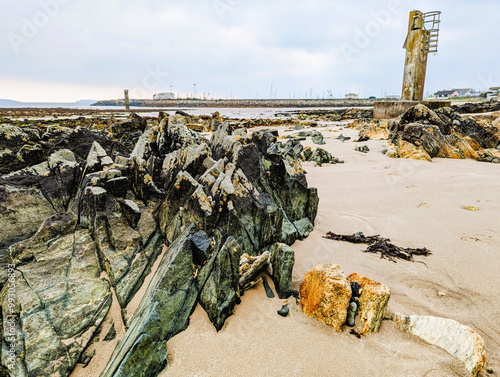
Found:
[1,0,499,102]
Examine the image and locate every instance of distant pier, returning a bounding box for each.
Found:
[92,98,379,108]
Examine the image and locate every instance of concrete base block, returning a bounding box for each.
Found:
[373,100,451,119]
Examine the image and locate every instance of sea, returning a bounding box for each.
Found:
[0,100,362,119]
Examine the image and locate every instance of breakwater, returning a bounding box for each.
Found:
[92,98,377,108]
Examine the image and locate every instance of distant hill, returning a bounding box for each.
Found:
[0,99,21,106]
[0,99,98,108]
[74,99,97,105]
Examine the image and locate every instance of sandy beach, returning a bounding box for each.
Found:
[153,123,500,377]
[7,113,495,377]
[5,2,500,376]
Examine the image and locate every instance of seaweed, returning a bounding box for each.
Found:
[323,231,431,263]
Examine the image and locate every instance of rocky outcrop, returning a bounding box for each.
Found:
[299,264,352,331]
[155,118,318,255]
[109,113,147,151]
[0,112,318,377]
[0,113,147,177]
[452,100,500,114]
[388,104,500,162]
[347,273,390,335]
[0,174,57,255]
[277,107,373,120]
[0,147,82,255]
[101,225,201,377]
[2,213,112,377]
[393,313,486,376]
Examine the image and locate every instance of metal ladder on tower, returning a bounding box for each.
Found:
[423,11,441,53]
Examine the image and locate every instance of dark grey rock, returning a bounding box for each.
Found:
[262,276,275,298]
[306,148,343,165]
[0,176,57,254]
[190,230,211,265]
[346,301,358,327]
[351,281,361,298]
[355,145,370,153]
[312,133,326,145]
[269,243,295,299]
[280,216,299,245]
[119,199,142,228]
[278,304,289,317]
[199,237,242,331]
[293,218,314,239]
[104,324,117,342]
[106,177,130,198]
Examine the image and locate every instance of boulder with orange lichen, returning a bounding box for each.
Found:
[390,140,432,161]
[347,272,390,335]
[299,264,352,331]
[353,119,392,140]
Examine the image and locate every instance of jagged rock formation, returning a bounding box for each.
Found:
[0,113,318,377]
[388,105,500,162]
[345,104,500,163]
[101,225,200,377]
[347,104,500,163]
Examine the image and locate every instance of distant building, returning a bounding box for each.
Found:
[434,90,458,98]
[345,93,358,99]
[153,92,175,100]
[487,87,500,100]
[434,88,478,98]
[454,88,477,97]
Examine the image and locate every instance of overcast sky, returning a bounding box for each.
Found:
[1,0,499,102]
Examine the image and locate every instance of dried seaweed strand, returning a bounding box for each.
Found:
[323,231,432,263]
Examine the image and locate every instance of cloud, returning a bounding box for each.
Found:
[1,0,499,101]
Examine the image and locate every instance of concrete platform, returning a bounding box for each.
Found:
[373,100,451,119]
